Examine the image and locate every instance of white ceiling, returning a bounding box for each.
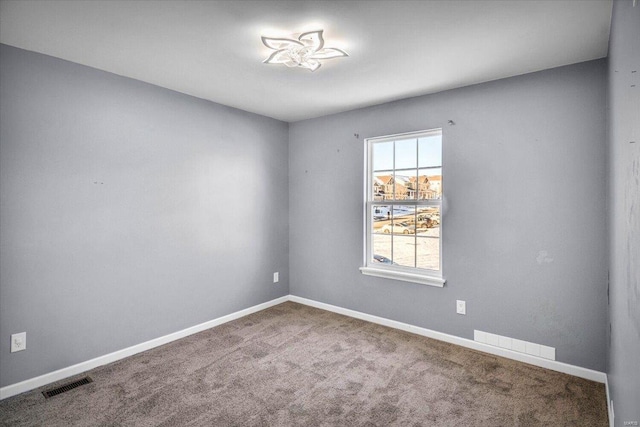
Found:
[0,0,612,122]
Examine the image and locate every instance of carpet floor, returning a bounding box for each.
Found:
[0,302,608,426]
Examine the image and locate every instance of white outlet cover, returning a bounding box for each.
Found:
[273,272,279,283]
[11,332,26,353]
[456,300,466,315]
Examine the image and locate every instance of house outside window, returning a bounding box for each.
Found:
[360,129,445,287]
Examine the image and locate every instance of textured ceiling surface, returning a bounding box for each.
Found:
[0,0,612,122]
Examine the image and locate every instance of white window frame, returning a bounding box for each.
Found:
[359,129,446,287]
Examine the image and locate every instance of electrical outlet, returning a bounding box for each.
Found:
[456,300,466,315]
[11,332,26,353]
[273,272,279,283]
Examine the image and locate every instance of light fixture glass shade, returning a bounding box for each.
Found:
[262,30,348,72]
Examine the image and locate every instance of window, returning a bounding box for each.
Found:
[360,129,445,287]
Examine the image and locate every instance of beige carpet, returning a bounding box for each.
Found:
[0,302,608,426]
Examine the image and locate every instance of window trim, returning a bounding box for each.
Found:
[361,129,446,288]
[359,266,446,287]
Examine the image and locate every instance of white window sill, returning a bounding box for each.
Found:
[359,267,446,287]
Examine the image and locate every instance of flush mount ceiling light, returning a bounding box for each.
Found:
[261,30,348,72]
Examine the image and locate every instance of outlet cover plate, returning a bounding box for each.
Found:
[456,300,466,315]
[273,272,279,283]
[11,332,26,353]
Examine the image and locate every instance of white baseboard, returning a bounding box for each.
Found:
[605,375,614,427]
[1,293,608,402]
[289,295,607,384]
[0,295,289,400]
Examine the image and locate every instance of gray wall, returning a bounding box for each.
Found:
[607,0,640,424]
[289,60,608,371]
[0,44,289,387]
[0,36,617,392]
